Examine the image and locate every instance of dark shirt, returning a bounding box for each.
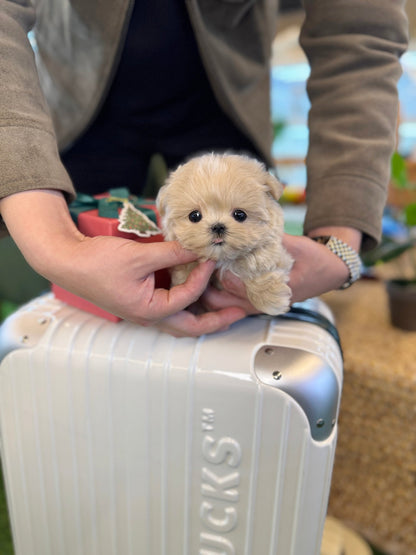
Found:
[61,0,260,194]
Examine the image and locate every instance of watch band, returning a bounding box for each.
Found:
[311,235,362,289]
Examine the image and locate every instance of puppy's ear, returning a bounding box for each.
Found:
[264,171,284,201]
[156,184,169,219]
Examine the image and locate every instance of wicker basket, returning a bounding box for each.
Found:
[323,280,416,555]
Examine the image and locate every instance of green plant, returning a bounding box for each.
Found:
[0,300,18,324]
[362,152,416,274]
[390,150,408,188]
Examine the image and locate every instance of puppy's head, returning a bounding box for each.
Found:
[156,153,285,261]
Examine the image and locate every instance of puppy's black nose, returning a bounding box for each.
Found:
[211,223,226,236]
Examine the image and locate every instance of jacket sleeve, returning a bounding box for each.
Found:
[300,0,408,251]
[0,0,75,235]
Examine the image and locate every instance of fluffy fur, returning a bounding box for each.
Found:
[156,153,293,315]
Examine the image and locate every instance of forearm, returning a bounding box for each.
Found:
[0,1,75,212]
[0,189,84,282]
[301,0,408,250]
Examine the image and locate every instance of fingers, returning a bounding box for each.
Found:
[218,272,248,299]
[133,262,247,336]
[200,272,259,314]
[140,259,217,320]
[201,285,258,314]
[154,306,246,338]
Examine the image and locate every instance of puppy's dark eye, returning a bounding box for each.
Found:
[188,210,202,223]
[232,209,247,222]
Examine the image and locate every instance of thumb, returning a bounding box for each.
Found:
[140,240,200,273]
[149,259,217,316]
[167,259,217,304]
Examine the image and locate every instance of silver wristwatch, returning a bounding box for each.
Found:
[311,235,362,289]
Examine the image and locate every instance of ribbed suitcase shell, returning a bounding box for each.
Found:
[0,294,342,555]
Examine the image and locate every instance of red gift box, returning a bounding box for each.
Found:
[52,190,169,322]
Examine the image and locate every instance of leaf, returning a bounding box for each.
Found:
[272,120,286,139]
[404,203,416,227]
[390,151,408,189]
[361,237,416,266]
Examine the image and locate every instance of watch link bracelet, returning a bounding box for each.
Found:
[311,235,362,289]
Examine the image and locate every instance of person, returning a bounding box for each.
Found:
[0,0,409,337]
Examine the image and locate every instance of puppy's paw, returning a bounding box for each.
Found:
[245,272,292,316]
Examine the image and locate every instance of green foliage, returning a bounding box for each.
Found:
[363,153,416,270]
[0,470,13,554]
[404,202,416,227]
[272,120,286,139]
[362,237,416,267]
[391,151,408,188]
[0,301,18,324]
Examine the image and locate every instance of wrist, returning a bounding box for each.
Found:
[307,226,362,252]
[0,189,84,278]
[308,228,362,289]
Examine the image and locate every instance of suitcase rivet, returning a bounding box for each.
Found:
[272,370,282,380]
[316,419,325,428]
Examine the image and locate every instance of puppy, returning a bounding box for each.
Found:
[156,153,293,315]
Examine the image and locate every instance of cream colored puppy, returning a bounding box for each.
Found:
[156,153,293,315]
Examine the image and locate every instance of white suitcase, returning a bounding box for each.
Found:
[0,294,343,555]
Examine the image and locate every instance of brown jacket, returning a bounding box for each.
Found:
[0,0,409,249]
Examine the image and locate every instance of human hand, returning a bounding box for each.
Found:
[200,229,361,311]
[62,235,247,336]
[0,190,246,337]
[282,233,351,302]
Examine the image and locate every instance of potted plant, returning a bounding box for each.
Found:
[362,152,416,330]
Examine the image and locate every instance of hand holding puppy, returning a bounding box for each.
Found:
[157,153,293,316]
[0,189,246,337]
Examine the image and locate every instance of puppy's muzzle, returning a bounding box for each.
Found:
[211,222,226,246]
[211,223,226,236]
